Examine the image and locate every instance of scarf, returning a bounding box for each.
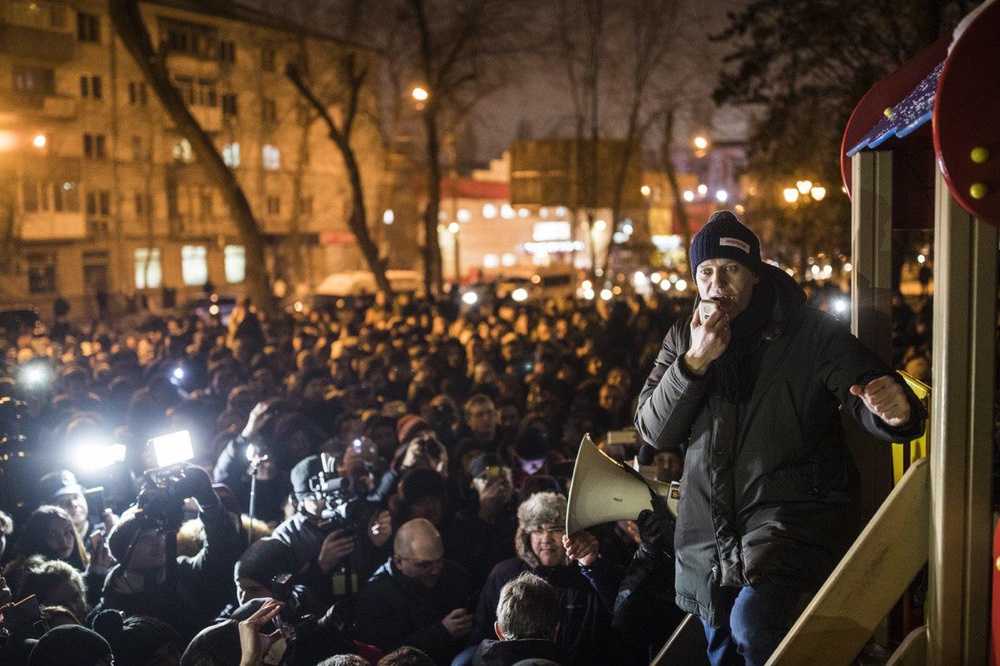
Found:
[713,278,776,403]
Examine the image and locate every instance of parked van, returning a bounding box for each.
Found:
[313,269,422,297]
[491,266,578,302]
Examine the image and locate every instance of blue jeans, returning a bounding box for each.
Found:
[701,583,804,666]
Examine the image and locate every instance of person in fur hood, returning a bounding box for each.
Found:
[467,492,644,666]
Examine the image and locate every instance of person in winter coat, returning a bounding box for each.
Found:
[634,210,926,666]
[469,492,641,666]
[472,572,562,666]
[353,518,473,664]
[96,465,241,641]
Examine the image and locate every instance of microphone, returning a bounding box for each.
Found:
[636,444,657,466]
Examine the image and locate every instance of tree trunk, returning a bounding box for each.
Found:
[422,110,444,295]
[285,63,390,294]
[108,0,274,315]
[662,110,692,261]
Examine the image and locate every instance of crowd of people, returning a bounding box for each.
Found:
[0,207,936,666]
[0,283,693,666]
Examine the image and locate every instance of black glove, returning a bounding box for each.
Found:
[170,465,220,510]
[636,494,675,555]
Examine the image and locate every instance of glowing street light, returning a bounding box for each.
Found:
[796,180,813,195]
[640,184,651,197]
[810,186,827,201]
[411,86,429,111]
[32,133,47,148]
[783,188,799,204]
[693,136,709,151]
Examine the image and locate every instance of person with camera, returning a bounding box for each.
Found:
[445,454,518,593]
[634,211,926,665]
[270,455,392,609]
[97,464,241,640]
[353,518,473,665]
[37,470,117,605]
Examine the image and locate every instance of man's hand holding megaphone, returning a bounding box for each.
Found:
[636,494,675,558]
[562,530,600,567]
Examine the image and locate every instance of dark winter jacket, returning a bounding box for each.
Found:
[96,504,241,641]
[353,557,472,664]
[634,265,926,627]
[270,509,389,606]
[471,557,639,666]
[472,637,562,665]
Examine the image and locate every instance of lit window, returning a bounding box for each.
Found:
[500,204,515,219]
[457,208,471,222]
[483,254,499,269]
[224,245,245,283]
[262,144,280,170]
[172,139,193,163]
[135,248,162,289]
[223,142,240,167]
[181,245,208,286]
[482,203,497,219]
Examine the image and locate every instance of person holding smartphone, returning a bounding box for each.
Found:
[635,210,926,666]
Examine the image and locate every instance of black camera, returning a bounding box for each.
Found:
[413,432,444,459]
[135,468,188,532]
[308,470,363,537]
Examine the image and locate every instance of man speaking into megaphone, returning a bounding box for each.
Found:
[634,211,925,665]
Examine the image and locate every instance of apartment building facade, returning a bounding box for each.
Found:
[0,0,388,319]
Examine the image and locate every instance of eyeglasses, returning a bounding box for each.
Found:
[529,526,565,538]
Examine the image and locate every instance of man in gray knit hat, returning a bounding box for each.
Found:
[636,210,926,665]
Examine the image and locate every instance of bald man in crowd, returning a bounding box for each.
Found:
[353,518,473,664]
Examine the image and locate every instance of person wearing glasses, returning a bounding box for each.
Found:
[467,492,642,666]
[353,518,472,664]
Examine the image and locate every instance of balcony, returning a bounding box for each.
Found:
[0,24,74,62]
[0,91,78,119]
[19,211,86,240]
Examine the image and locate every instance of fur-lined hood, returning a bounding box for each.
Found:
[515,492,569,568]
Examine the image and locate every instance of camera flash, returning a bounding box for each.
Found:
[150,430,194,468]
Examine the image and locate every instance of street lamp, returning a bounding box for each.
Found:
[782,179,830,276]
[411,86,429,111]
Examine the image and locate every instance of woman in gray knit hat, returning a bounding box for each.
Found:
[466,493,644,665]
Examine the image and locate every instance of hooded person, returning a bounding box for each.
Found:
[468,493,641,666]
[635,210,926,665]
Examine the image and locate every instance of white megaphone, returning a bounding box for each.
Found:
[565,434,679,534]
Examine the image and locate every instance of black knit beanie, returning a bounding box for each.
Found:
[92,610,183,666]
[690,210,762,274]
[28,625,113,666]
